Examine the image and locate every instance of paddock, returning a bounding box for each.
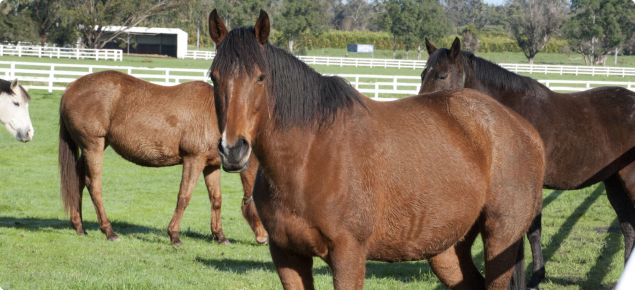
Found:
[0,54,632,289]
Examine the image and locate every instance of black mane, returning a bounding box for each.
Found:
[210,27,366,129]
[0,78,31,101]
[425,48,543,94]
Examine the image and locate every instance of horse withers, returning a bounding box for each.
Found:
[0,78,33,142]
[208,10,545,290]
[421,38,635,289]
[58,71,268,245]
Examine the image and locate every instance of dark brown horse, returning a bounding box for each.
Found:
[59,71,268,245]
[420,37,635,289]
[208,10,545,290]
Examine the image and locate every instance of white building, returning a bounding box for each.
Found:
[99,26,188,58]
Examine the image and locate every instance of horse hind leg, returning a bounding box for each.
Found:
[83,139,119,241]
[70,154,87,235]
[167,157,206,245]
[428,225,485,290]
[607,169,635,263]
[202,165,230,245]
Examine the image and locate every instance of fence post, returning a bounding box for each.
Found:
[592,67,595,76]
[576,66,578,76]
[165,69,170,84]
[1,45,3,57]
[529,64,532,74]
[624,68,626,78]
[393,76,397,91]
[560,67,562,75]
[76,48,79,60]
[49,65,55,93]
[375,83,379,99]
[355,76,359,89]
[96,50,99,61]
[10,63,15,78]
[355,58,358,67]
[128,68,132,75]
[89,66,93,73]
[57,48,60,59]
[18,46,21,57]
[38,46,42,58]
[340,58,343,67]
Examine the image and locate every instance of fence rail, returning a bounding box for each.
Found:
[0,45,123,61]
[183,50,635,76]
[1,61,633,101]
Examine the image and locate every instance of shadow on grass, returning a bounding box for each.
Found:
[583,217,622,289]
[196,257,443,287]
[0,216,251,245]
[543,184,605,262]
[542,190,565,209]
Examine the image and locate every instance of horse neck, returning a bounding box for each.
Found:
[0,94,12,125]
[465,69,537,113]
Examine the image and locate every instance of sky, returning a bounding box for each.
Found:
[482,0,507,5]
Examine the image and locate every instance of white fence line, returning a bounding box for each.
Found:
[0,45,123,61]
[183,50,635,76]
[0,61,633,101]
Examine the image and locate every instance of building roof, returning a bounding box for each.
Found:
[98,26,187,36]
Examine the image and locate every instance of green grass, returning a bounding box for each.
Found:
[0,87,627,289]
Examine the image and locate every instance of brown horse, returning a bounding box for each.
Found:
[420,37,635,289]
[208,10,545,290]
[58,70,268,245]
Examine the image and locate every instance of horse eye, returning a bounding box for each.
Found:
[13,101,19,107]
[257,75,265,82]
[439,74,448,81]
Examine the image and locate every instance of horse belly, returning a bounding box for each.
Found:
[107,133,182,167]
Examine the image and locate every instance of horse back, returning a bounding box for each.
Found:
[61,70,219,167]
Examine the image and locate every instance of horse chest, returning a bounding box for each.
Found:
[260,204,329,257]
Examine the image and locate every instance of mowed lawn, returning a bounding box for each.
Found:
[0,81,627,290]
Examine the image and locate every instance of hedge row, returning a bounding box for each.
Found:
[268,30,567,53]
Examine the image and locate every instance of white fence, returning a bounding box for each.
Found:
[1,61,633,101]
[0,45,123,61]
[183,50,635,77]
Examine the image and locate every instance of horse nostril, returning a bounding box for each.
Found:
[239,137,248,147]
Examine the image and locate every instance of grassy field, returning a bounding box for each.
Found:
[0,83,628,288]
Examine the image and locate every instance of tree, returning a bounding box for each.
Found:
[462,23,480,52]
[332,0,374,31]
[378,0,448,59]
[65,0,180,49]
[32,0,62,46]
[564,0,635,66]
[275,0,327,53]
[0,1,40,44]
[508,0,567,64]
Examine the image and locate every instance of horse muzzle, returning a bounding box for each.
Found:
[217,136,250,173]
[15,128,33,142]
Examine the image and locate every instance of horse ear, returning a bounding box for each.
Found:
[209,9,228,45]
[10,79,19,91]
[425,38,437,55]
[22,86,29,92]
[254,10,270,45]
[449,37,461,59]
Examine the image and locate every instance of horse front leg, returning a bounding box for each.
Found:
[325,237,367,290]
[203,165,230,245]
[526,213,545,290]
[239,156,269,245]
[167,157,206,245]
[269,240,315,290]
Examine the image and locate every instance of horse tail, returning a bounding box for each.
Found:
[508,237,526,290]
[59,113,80,216]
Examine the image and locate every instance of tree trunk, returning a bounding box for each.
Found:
[405,48,409,60]
[417,44,421,60]
[392,35,396,59]
[528,56,535,64]
[40,34,47,47]
[289,38,295,54]
[582,54,589,65]
[196,19,200,50]
[615,48,618,67]
[595,54,607,66]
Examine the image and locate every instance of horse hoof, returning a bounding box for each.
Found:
[76,231,87,236]
[107,236,120,242]
[171,240,183,246]
[218,239,231,245]
[256,237,269,245]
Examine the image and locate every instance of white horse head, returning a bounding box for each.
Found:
[0,79,34,142]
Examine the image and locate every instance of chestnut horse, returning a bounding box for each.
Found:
[420,38,635,289]
[59,71,268,245]
[208,10,545,290]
